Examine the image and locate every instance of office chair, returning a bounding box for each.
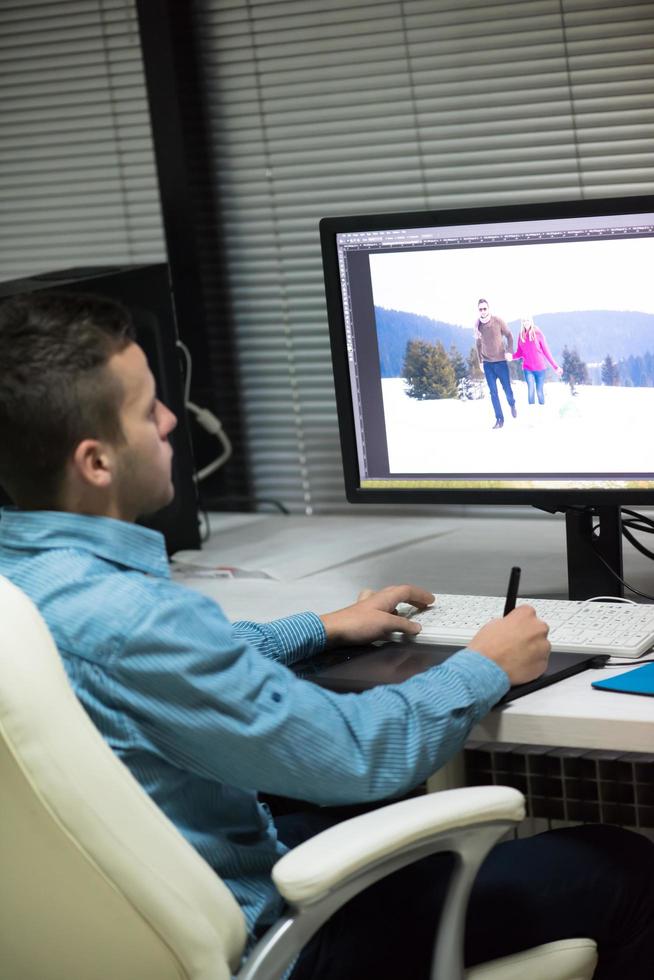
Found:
[0,574,597,980]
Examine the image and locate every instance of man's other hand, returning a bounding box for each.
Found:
[320,585,435,648]
[469,605,551,685]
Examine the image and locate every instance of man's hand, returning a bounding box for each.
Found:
[469,605,551,685]
[320,585,435,648]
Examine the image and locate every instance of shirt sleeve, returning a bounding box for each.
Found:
[500,319,514,353]
[536,331,559,371]
[232,613,325,665]
[109,585,510,806]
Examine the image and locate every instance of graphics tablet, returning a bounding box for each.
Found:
[296,642,607,703]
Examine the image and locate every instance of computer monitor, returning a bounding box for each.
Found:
[320,195,654,600]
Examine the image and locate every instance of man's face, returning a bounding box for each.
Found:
[108,342,177,521]
[478,302,490,319]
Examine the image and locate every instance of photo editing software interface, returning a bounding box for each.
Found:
[331,200,654,497]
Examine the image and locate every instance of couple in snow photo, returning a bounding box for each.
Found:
[474,298,562,430]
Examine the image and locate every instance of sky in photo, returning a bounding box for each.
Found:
[369,237,654,328]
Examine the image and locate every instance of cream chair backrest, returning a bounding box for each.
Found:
[0,574,246,980]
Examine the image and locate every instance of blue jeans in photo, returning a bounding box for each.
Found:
[482,360,515,422]
[525,368,546,404]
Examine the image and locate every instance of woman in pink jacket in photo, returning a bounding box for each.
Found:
[506,316,563,405]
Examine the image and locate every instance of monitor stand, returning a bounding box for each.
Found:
[564,506,624,600]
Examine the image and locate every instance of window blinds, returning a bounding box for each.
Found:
[2,1,653,514]
[0,0,165,281]
[187,0,654,513]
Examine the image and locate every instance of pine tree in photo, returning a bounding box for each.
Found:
[402,339,431,399]
[601,354,620,386]
[448,344,472,399]
[463,346,485,399]
[448,344,468,384]
[467,348,482,377]
[645,351,654,384]
[561,346,589,395]
[623,354,643,387]
[617,352,654,388]
[403,339,457,399]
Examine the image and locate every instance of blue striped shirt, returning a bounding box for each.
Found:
[0,507,509,944]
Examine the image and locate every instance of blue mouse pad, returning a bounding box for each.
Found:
[592,662,654,697]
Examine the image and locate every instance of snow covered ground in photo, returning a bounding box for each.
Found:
[381,377,654,476]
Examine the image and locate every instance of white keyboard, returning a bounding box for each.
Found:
[401,594,654,658]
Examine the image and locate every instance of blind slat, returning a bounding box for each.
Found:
[0,0,165,281]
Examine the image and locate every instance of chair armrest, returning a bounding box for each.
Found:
[273,785,524,905]
[241,787,525,980]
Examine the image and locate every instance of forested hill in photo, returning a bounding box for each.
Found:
[375,308,471,376]
[375,306,654,377]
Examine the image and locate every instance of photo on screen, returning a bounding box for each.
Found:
[368,233,654,485]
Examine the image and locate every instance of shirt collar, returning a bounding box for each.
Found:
[0,507,171,578]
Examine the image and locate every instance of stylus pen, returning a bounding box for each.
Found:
[503,566,521,616]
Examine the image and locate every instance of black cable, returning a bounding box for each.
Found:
[622,526,654,562]
[621,509,654,562]
[588,542,654,602]
[622,508,654,530]
[581,506,654,602]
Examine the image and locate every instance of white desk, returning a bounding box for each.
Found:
[172,511,654,754]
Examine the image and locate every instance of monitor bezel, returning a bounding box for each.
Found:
[320,193,654,509]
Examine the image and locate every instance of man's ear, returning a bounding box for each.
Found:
[70,438,114,489]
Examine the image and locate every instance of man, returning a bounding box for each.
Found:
[475,298,517,429]
[0,291,653,980]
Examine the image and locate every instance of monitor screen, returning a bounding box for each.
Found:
[320,195,654,509]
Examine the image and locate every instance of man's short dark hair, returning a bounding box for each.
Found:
[478,298,489,307]
[0,291,135,508]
